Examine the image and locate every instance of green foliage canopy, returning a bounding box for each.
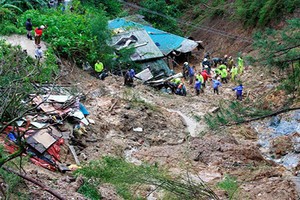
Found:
[253,18,300,93]
[18,8,114,66]
[235,0,300,27]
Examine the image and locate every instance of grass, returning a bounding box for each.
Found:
[217,175,239,200]
[75,156,218,200]
[78,181,101,200]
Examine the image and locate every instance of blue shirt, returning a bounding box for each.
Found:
[189,67,195,76]
[129,69,135,78]
[194,80,201,90]
[212,80,222,89]
[233,85,243,95]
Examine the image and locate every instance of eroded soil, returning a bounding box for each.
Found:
[2,35,299,200]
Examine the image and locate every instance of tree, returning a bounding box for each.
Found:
[253,18,300,94]
[0,40,63,199]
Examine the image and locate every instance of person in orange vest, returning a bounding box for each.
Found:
[34,25,46,45]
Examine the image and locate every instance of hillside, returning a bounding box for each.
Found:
[0,0,299,199]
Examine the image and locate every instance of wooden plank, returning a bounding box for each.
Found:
[68,145,80,165]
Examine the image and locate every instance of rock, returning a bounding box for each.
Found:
[209,107,220,113]
[124,104,131,110]
[133,127,143,132]
[270,136,293,157]
[269,116,281,127]
[294,144,300,153]
[80,153,88,160]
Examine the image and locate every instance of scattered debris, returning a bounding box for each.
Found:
[2,84,91,172]
[133,127,143,132]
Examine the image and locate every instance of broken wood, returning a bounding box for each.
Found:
[109,99,118,112]
[2,166,66,200]
[68,145,81,165]
[227,106,300,126]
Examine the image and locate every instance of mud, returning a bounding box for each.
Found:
[2,35,299,200]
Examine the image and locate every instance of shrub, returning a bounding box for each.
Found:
[18,8,114,67]
[217,175,239,199]
[235,0,300,27]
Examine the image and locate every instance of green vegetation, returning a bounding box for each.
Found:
[75,156,218,199]
[0,40,58,124]
[253,18,300,94]
[80,0,124,18]
[77,181,102,200]
[235,0,300,27]
[139,0,182,35]
[217,175,239,200]
[18,8,113,65]
[204,100,273,130]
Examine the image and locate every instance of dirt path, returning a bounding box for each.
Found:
[1,34,47,58]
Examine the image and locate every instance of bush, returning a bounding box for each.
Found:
[0,22,21,35]
[18,8,114,67]
[139,0,182,35]
[80,0,124,18]
[235,0,300,27]
[75,156,218,200]
[217,175,239,199]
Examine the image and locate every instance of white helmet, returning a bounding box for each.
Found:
[204,58,207,61]
[40,25,45,29]
[184,62,188,65]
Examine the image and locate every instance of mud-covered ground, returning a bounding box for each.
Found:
[2,35,299,200]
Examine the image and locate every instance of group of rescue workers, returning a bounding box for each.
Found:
[94,52,245,101]
[170,52,245,101]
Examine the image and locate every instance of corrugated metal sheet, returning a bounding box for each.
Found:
[109,29,164,61]
[108,18,198,55]
[139,59,172,76]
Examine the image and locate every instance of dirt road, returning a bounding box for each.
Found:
[1,34,47,58]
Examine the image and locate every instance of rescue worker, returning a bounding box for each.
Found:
[220,68,228,84]
[202,58,211,74]
[94,60,107,80]
[201,69,211,87]
[212,57,222,68]
[194,78,201,96]
[223,55,228,66]
[176,82,187,96]
[230,65,238,82]
[232,83,244,101]
[124,69,135,86]
[182,62,190,80]
[227,56,234,70]
[238,56,244,74]
[189,65,195,85]
[196,72,204,93]
[212,77,222,95]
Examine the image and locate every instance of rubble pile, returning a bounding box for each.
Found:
[2,84,93,172]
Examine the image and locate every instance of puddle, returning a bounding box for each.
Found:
[167,109,198,137]
[124,147,142,165]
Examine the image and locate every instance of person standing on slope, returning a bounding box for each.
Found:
[232,83,244,101]
[194,78,201,96]
[25,18,33,40]
[238,56,244,74]
[34,25,46,45]
[212,77,222,95]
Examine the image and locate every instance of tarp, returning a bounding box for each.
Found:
[108,18,199,55]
